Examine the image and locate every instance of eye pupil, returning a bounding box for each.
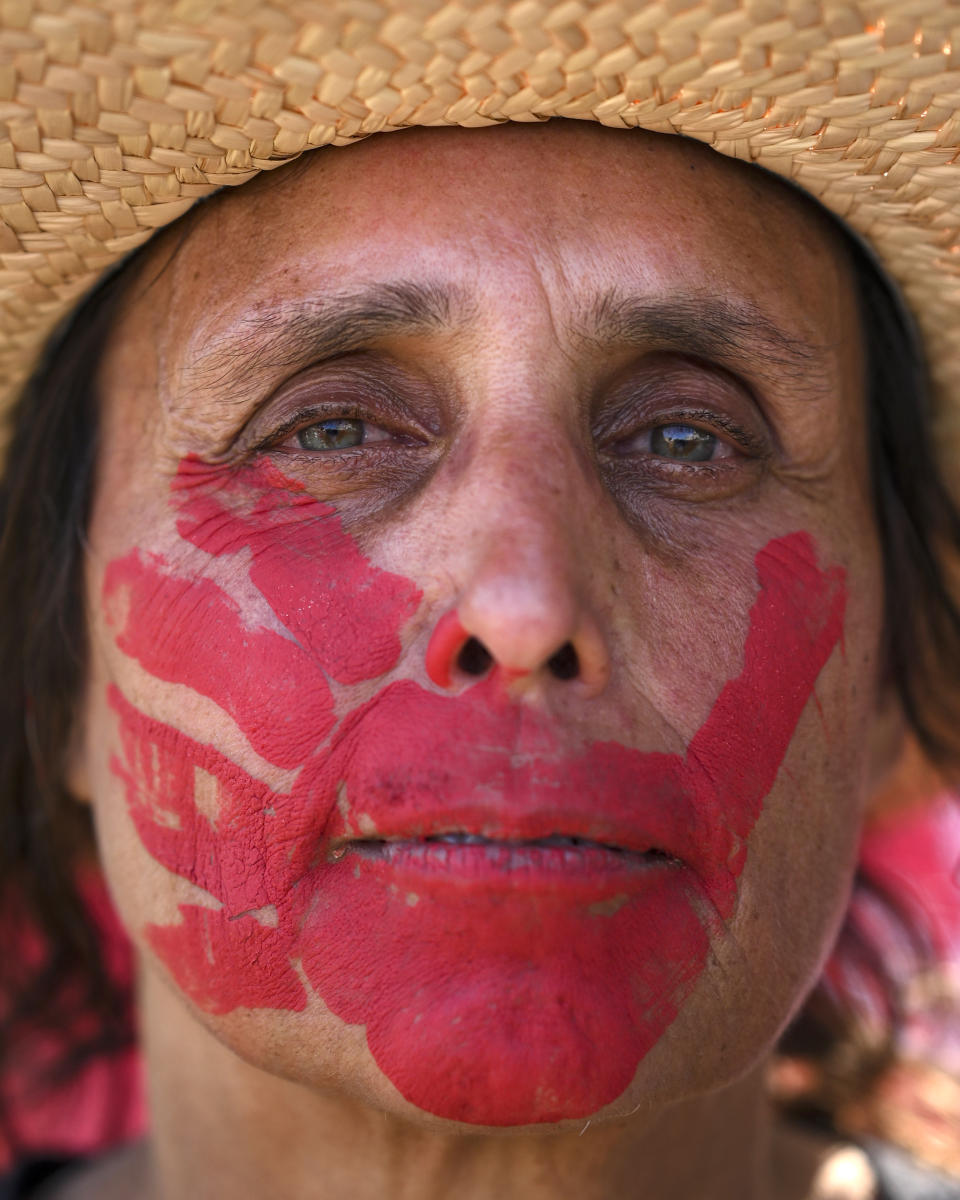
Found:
[297,418,364,451]
[651,424,715,462]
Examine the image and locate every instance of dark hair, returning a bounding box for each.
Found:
[0,201,958,1151]
[775,230,960,1128]
[0,212,207,1156]
[0,259,135,1154]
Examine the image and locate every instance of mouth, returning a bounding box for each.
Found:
[330,831,680,874]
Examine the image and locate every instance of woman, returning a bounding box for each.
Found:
[0,4,959,1198]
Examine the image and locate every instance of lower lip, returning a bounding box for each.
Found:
[298,848,708,1126]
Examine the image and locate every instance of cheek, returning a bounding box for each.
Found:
[102,555,337,769]
[690,575,881,1079]
[92,456,423,995]
[682,717,868,1090]
[741,582,879,958]
[91,461,855,1128]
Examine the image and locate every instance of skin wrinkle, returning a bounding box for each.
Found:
[177,287,831,439]
[583,291,831,395]
[176,282,466,417]
[72,123,891,1200]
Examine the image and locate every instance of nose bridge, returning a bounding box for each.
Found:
[465,439,581,614]
[433,411,611,693]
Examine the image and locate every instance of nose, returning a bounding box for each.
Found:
[424,524,611,697]
[426,611,595,688]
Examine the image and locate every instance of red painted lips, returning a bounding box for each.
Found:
[105,458,846,1125]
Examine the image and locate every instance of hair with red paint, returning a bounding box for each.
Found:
[0,168,959,1150]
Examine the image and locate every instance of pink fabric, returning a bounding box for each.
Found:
[859,793,960,965]
[823,792,960,1070]
[0,872,146,1169]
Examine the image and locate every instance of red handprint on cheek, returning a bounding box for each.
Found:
[104,557,336,769]
[172,457,420,684]
[105,454,848,1127]
[105,457,422,1014]
[110,688,311,1013]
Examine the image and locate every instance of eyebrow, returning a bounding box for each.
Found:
[583,291,830,389]
[178,279,463,405]
[179,279,832,411]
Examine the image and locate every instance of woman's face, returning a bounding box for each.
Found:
[76,122,884,1129]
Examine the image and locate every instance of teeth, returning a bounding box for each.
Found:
[396,832,633,853]
[341,835,677,869]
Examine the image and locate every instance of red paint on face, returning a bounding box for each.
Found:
[104,559,335,769]
[106,459,846,1125]
[173,457,421,685]
[425,610,469,688]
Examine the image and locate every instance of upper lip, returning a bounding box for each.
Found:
[312,678,708,874]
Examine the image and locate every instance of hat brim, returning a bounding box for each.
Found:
[2,1,959,457]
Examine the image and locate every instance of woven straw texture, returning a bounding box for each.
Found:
[1,0,960,453]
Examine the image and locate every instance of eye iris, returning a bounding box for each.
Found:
[651,424,716,462]
[297,418,364,451]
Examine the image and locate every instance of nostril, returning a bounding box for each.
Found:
[457,636,494,677]
[547,642,580,681]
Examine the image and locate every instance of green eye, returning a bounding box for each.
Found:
[651,424,717,462]
[297,418,365,451]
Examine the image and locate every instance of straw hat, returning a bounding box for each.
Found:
[1,0,959,458]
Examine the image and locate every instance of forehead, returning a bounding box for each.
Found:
[143,122,853,363]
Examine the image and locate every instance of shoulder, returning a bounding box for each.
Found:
[773,1123,878,1200]
[861,1139,960,1200]
[0,1159,78,1200]
[773,1122,960,1200]
[6,1141,150,1200]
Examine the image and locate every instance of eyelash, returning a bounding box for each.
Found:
[257,405,385,452]
[251,395,761,481]
[606,408,759,460]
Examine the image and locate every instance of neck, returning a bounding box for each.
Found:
[140,969,778,1200]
